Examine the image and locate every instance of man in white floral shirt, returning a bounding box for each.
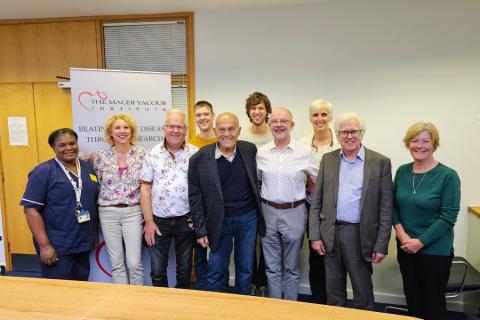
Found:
[140,108,199,289]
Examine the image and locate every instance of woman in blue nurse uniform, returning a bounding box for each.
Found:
[21,128,99,280]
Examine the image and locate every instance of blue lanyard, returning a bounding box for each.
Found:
[55,158,83,208]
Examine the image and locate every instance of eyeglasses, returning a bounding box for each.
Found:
[164,125,187,132]
[270,119,292,125]
[338,130,362,138]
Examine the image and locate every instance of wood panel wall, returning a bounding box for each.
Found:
[0,22,98,83]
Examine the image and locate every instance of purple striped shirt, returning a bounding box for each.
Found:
[336,145,365,223]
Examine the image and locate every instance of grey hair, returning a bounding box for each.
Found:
[165,108,187,126]
[335,112,366,134]
[309,100,333,120]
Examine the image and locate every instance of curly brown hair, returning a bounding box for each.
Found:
[245,92,272,123]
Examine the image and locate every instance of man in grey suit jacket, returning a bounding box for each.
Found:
[309,112,393,310]
[188,113,266,295]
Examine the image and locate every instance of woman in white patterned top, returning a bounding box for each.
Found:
[299,99,340,304]
[91,113,148,285]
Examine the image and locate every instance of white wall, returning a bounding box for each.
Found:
[467,212,480,271]
[195,0,480,307]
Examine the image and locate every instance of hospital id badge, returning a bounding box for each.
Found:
[77,208,90,224]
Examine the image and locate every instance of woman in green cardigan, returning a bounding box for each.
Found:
[392,122,460,320]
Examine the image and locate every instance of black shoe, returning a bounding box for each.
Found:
[259,286,269,297]
[250,284,257,296]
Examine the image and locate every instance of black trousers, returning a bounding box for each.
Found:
[251,234,268,288]
[37,250,90,281]
[397,245,453,320]
[305,201,327,304]
[149,215,194,289]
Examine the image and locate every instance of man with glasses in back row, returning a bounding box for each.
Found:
[140,109,199,289]
[256,108,318,301]
[309,112,392,310]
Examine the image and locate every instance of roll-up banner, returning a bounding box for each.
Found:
[71,68,178,286]
[71,68,172,156]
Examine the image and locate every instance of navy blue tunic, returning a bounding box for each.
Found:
[20,159,99,255]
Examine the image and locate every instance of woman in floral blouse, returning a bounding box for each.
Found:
[92,113,148,285]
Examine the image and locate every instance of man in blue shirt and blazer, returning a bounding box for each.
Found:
[309,112,393,310]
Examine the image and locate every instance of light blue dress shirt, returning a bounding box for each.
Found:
[336,145,365,223]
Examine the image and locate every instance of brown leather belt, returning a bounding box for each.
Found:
[262,199,305,209]
[102,203,140,208]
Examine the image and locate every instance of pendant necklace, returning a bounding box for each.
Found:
[412,162,435,194]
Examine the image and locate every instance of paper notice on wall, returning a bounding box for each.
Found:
[8,117,28,146]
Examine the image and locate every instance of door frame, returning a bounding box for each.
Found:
[0,136,12,270]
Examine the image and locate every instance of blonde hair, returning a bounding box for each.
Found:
[403,122,440,151]
[309,100,333,120]
[104,113,139,145]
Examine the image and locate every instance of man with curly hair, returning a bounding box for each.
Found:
[238,92,273,148]
[238,92,273,297]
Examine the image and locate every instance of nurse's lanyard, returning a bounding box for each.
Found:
[55,158,90,223]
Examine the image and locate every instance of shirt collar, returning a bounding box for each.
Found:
[340,144,365,161]
[163,139,186,152]
[269,137,295,151]
[215,143,237,160]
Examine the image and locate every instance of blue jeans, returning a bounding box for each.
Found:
[207,208,258,295]
[149,215,194,289]
[194,242,208,290]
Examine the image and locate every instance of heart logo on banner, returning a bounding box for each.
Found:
[95,238,148,278]
[78,91,108,113]
[95,241,112,277]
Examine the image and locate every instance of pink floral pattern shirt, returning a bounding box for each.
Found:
[94,144,148,206]
[139,142,199,218]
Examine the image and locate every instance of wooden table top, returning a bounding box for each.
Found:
[0,277,414,319]
[468,206,480,219]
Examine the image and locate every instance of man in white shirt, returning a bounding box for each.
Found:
[238,92,273,148]
[140,109,199,289]
[256,108,318,301]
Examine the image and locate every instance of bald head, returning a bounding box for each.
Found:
[214,112,241,151]
[269,108,295,142]
[215,112,239,128]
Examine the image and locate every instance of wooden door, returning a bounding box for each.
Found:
[0,84,39,254]
[33,83,73,163]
